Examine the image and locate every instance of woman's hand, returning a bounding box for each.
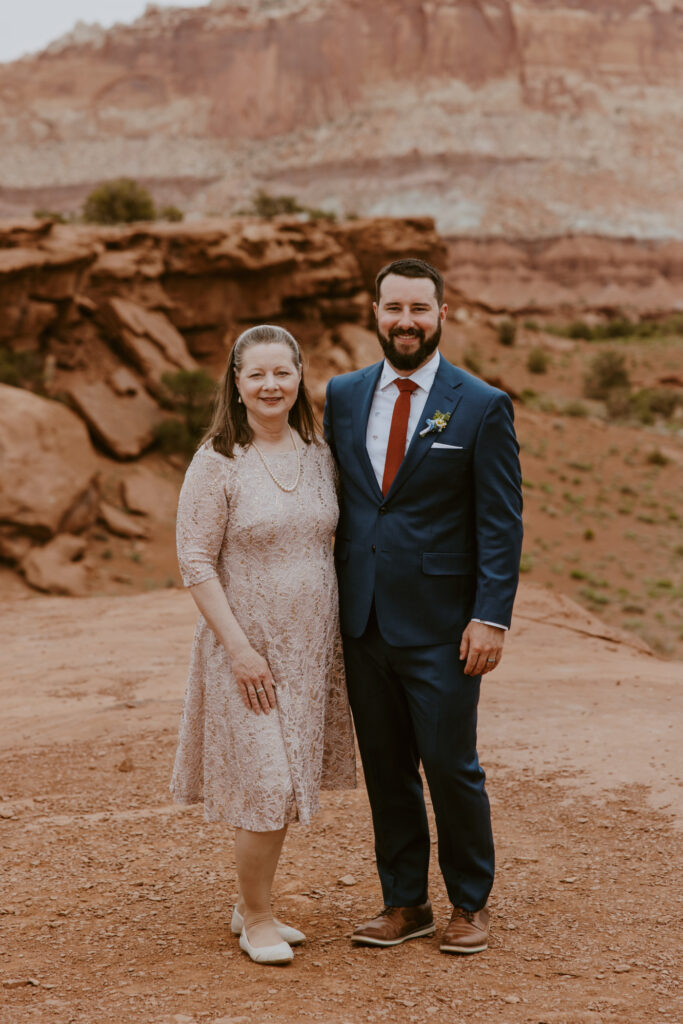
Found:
[230,643,277,715]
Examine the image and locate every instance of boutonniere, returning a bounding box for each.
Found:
[419,409,451,437]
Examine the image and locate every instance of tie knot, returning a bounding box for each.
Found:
[394,378,419,394]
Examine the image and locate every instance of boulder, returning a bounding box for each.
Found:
[0,528,34,564]
[0,384,99,537]
[104,297,195,368]
[21,534,88,595]
[99,501,149,539]
[63,377,163,459]
[120,470,178,520]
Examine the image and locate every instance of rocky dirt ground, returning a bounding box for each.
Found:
[1,584,680,1024]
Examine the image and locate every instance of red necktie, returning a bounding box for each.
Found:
[382,378,419,495]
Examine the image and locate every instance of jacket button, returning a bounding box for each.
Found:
[378,507,387,515]
[371,544,376,553]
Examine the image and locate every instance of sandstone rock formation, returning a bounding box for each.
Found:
[21,534,89,596]
[0,217,444,438]
[0,384,99,537]
[1,1,682,237]
[99,501,149,540]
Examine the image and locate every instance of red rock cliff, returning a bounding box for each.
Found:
[1,1,682,237]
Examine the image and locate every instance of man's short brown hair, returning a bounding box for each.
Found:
[375,258,445,306]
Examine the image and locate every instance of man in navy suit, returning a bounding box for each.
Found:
[323,258,523,954]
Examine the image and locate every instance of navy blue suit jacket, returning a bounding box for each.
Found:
[323,355,523,647]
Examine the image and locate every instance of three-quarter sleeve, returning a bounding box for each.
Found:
[176,445,230,587]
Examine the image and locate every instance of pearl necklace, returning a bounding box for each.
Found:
[251,425,302,492]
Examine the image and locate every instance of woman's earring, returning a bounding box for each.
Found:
[237,393,243,404]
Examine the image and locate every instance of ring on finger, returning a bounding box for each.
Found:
[486,658,497,663]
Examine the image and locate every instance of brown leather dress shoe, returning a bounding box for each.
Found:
[440,905,490,954]
[351,901,435,947]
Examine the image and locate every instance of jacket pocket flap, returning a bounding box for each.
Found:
[422,552,475,575]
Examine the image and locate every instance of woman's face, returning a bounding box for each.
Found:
[235,342,302,424]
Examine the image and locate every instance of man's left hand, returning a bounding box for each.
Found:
[460,621,505,677]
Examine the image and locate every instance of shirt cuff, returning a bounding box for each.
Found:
[472,619,508,631]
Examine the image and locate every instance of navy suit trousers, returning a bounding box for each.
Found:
[343,607,494,911]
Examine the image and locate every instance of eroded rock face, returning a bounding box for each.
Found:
[1,1,682,236]
[0,384,99,537]
[21,534,88,595]
[0,217,444,424]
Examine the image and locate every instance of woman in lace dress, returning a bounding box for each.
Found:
[170,325,356,965]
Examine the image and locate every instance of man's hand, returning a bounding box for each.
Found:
[459,621,505,677]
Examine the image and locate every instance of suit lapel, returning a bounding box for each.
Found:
[352,362,384,501]
[385,358,463,499]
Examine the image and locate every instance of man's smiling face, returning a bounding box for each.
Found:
[374,273,447,373]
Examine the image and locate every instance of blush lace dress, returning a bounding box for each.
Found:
[170,438,356,829]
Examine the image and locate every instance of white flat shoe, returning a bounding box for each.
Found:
[239,926,293,965]
[231,906,306,946]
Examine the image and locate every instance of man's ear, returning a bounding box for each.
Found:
[439,304,448,322]
[372,302,378,317]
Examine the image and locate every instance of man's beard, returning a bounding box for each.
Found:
[376,321,441,372]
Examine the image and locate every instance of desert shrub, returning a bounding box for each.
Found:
[565,321,594,340]
[306,207,338,222]
[160,205,184,223]
[463,346,482,375]
[83,178,156,224]
[153,419,195,458]
[631,387,679,423]
[564,400,588,418]
[248,190,304,218]
[519,553,534,573]
[239,189,337,221]
[33,208,66,223]
[527,347,549,374]
[497,320,516,347]
[0,348,45,390]
[604,388,632,420]
[155,369,216,458]
[646,448,669,466]
[583,350,630,399]
[522,319,539,331]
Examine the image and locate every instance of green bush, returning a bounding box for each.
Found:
[497,320,516,347]
[549,315,683,342]
[248,190,304,218]
[33,208,67,223]
[239,189,337,221]
[83,178,156,224]
[583,351,630,399]
[153,419,196,458]
[306,207,338,222]
[565,321,594,340]
[155,369,216,458]
[604,388,632,420]
[564,400,588,418]
[0,348,45,390]
[646,448,669,466]
[631,388,679,423]
[527,347,549,374]
[463,346,482,375]
[160,205,184,223]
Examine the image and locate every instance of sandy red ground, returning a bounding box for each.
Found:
[1,583,680,1024]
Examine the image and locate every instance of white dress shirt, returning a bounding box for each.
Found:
[365,350,506,632]
[366,351,441,487]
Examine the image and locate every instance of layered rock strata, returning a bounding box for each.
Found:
[1,1,683,236]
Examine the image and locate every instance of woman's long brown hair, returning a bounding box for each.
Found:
[202,325,320,458]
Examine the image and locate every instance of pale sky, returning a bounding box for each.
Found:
[0,2,211,63]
